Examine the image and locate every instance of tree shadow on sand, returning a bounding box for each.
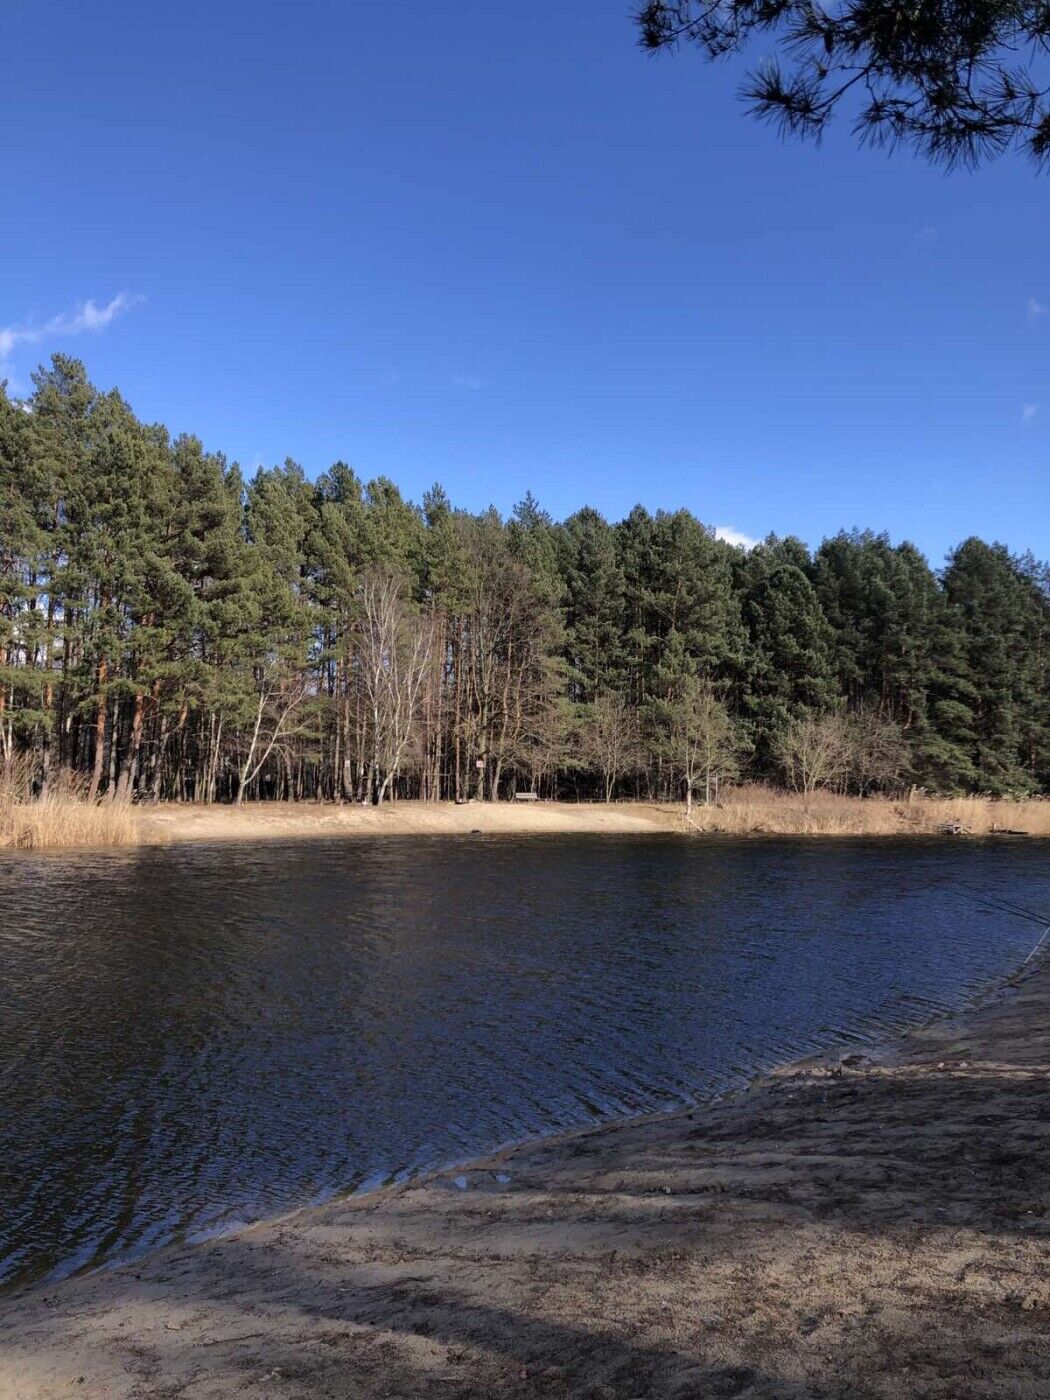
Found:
[1,1040,1049,1399]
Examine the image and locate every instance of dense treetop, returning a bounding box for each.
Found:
[1,357,1047,804]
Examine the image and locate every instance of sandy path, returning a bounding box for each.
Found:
[3,960,1049,1398]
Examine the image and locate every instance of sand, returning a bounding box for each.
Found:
[128,795,1050,848]
[2,955,1049,1399]
[6,793,1049,850]
[134,799,683,845]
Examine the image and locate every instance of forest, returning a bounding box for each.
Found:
[1,356,1048,806]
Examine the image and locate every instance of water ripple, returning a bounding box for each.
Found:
[1,834,1048,1292]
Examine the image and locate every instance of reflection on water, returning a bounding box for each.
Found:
[1,834,1048,1291]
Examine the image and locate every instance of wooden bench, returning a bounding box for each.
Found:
[512,791,540,801]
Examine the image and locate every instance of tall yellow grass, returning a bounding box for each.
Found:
[1,775,1047,850]
[682,785,1050,837]
[0,764,138,851]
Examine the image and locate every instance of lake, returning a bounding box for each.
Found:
[2,835,1048,1293]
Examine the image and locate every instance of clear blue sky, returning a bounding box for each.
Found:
[4,0,1048,563]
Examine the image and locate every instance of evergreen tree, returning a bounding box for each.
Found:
[0,384,47,773]
[638,0,1050,168]
[555,507,624,703]
[943,539,1047,794]
[2,353,1047,804]
[743,562,836,770]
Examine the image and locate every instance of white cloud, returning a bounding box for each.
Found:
[0,292,143,372]
[0,365,27,397]
[452,374,483,390]
[1027,297,1048,321]
[915,225,938,245]
[714,525,759,550]
[1022,403,1038,424]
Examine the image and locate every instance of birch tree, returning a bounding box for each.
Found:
[356,571,435,803]
[660,678,744,813]
[581,692,639,802]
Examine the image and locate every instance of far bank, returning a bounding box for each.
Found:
[3,788,1049,850]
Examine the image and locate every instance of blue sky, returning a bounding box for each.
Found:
[4,0,1048,563]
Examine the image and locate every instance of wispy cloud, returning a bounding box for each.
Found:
[914,225,938,245]
[1026,297,1048,321]
[452,374,483,390]
[0,292,144,369]
[714,525,758,550]
[1021,403,1038,424]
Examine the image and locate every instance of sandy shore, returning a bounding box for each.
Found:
[5,793,1048,850]
[135,800,684,845]
[129,795,1050,847]
[3,960,1049,1399]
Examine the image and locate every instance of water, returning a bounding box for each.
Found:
[1,834,1048,1293]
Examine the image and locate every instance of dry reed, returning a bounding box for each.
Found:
[0,761,139,851]
[1,768,1047,850]
[683,785,1050,837]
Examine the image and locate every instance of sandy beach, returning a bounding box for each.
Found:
[5,793,1050,851]
[129,793,1050,847]
[134,799,685,844]
[2,950,1048,1398]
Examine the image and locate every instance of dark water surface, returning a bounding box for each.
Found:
[2,835,1049,1292]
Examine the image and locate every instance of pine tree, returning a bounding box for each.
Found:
[2,353,1048,805]
[743,561,836,771]
[0,383,47,774]
[555,507,624,703]
[943,539,1047,794]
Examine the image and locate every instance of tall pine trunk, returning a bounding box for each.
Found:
[116,690,145,800]
[86,658,108,803]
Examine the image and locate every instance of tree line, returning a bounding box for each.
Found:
[1,356,1048,805]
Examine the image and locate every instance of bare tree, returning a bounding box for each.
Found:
[455,515,562,800]
[236,664,309,803]
[581,691,639,802]
[775,710,851,797]
[356,571,435,804]
[846,707,909,795]
[660,678,744,814]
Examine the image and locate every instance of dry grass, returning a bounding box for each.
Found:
[0,763,138,851]
[685,785,1050,836]
[908,792,1050,836]
[1,774,1047,850]
[0,796,138,851]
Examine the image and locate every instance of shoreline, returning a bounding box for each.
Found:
[107,794,1050,846]
[134,799,686,844]
[3,959,1049,1396]
[4,792,1049,851]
